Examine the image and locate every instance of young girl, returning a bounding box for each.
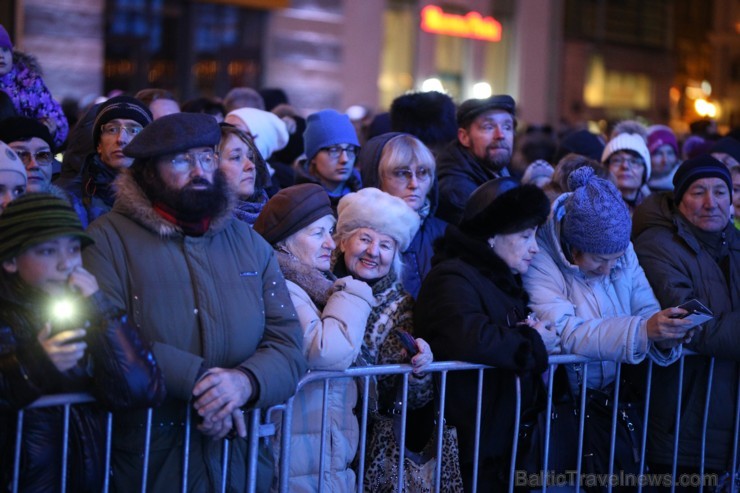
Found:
[0,193,165,492]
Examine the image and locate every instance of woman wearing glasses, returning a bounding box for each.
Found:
[298,109,362,208]
[358,132,448,299]
[602,129,652,215]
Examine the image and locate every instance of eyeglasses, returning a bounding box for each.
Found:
[386,167,432,185]
[321,145,358,160]
[608,156,644,169]
[15,150,53,166]
[166,150,218,173]
[101,123,144,137]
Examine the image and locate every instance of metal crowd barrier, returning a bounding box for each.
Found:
[8,354,740,492]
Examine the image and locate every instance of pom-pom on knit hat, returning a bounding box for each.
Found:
[336,187,420,252]
[303,110,359,162]
[602,133,652,182]
[562,166,631,255]
[254,184,333,245]
[0,193,93,262]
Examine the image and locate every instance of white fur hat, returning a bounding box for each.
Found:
[226,108,289,160]
[601,132,652,182]
[336,187,420,251]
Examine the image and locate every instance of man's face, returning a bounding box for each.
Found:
[156,146,216,192]
[457,110,514,172]
[678,177,732,232]
[96,118,143,170]
[9,137,52,193]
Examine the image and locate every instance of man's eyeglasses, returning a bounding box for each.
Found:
[608,156,644,169]
[15,150,53,166]
[167,150,218,173]
[321,145,359,160]
[101,123,144,137]
[386,166,432,186]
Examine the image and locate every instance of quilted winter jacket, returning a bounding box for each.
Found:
[632,192,740,471]
[274,251,374,493]
[523,192,679,395]
[83,171,307,492]
[0,286,164,493]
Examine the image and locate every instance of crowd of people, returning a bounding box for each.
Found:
[0,20,739,493]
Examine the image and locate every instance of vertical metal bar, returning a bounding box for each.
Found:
[141,407,153,493]
[279,397,295,493]
[317,379,331,492]
[61,404,70,493]
[182,404,191,493]
[607,364,622,493]
[103,411,113,493]
[12,410,24,493]
[356,376,370,493]
[731,367,740,493]
[698,358,715,493]
[637,360,653,493]
[396,373,410,492]
[509,376,522,493]
[246,409,260,493]
[433,371,448,493]
[220,438,230,493]
[472,368,485,493]
[542,362,557,493]
[575,363,589,493]
[670,356,686,493]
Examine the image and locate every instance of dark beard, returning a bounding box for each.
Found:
[137,167,231,220]
[484,147,511,173]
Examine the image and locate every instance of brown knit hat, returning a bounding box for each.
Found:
[254,184,334,245]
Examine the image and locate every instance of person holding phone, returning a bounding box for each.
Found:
[0,193,164,492]
[633,155,740,489]
[415,178,556,491]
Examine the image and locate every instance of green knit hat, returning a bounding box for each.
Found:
[0,193,93,262]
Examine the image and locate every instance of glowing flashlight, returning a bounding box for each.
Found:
[49,298,79,334]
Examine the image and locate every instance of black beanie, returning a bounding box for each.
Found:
[93,96,153,147]
[0,117,55,151]
[673,155,733,205]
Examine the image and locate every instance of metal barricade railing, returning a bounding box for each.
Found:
[8,354,739,492]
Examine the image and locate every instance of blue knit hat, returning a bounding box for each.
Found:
[303,110,359,161]
[562,167,631,255]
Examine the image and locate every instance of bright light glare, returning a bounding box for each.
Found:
[472,82,492,99]
[421,78,445,93]
[695,99,717,118]
[52,300,75,321]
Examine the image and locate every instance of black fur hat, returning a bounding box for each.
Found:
[390,91,457,150]
[460,177,551,239]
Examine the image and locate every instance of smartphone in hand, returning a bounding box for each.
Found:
[396,330,418,356]
[673,298,713,328]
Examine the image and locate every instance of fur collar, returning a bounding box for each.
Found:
[276,250,336,308]
[112,170,235,238]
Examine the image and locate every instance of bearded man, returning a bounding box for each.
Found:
[82,112,306,492]
[436,94,517,224]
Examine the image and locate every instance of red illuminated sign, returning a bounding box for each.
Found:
[420,5,502,42]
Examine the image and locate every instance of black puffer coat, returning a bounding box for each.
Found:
[414,225,548,466]
[632,192,740,470]
[0,281,165,492]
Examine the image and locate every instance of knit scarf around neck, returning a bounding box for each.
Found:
[232,190,269,227]
[152,201,212,236]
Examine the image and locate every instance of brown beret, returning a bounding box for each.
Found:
[123,112,221,159]
[254,184,334,245]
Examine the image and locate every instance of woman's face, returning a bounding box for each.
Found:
[2,237,82,296]
[219,134,256,199]
[381,161,433,212]
[607,151,646,198]
[650,144,678,177]
[341,227,396,281]
[571,249,625,278]
[284,215,336,272]
[489,227,539,275]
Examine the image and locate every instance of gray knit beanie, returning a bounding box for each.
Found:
[562,167,631,255]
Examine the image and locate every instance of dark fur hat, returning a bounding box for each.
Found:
[390,91,457,150]
[460,177,551,239]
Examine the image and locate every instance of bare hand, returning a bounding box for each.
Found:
[37,323,87,372]
[196,407,247,440]
[410,338,433,375]
[531,319,561,354]
[646,307,694,343]
[67,266,99,298]
[192,368,252,425]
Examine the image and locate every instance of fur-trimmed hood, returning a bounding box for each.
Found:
[275,250,335,308]
[11,51,43,76]
[111,170,236,238]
